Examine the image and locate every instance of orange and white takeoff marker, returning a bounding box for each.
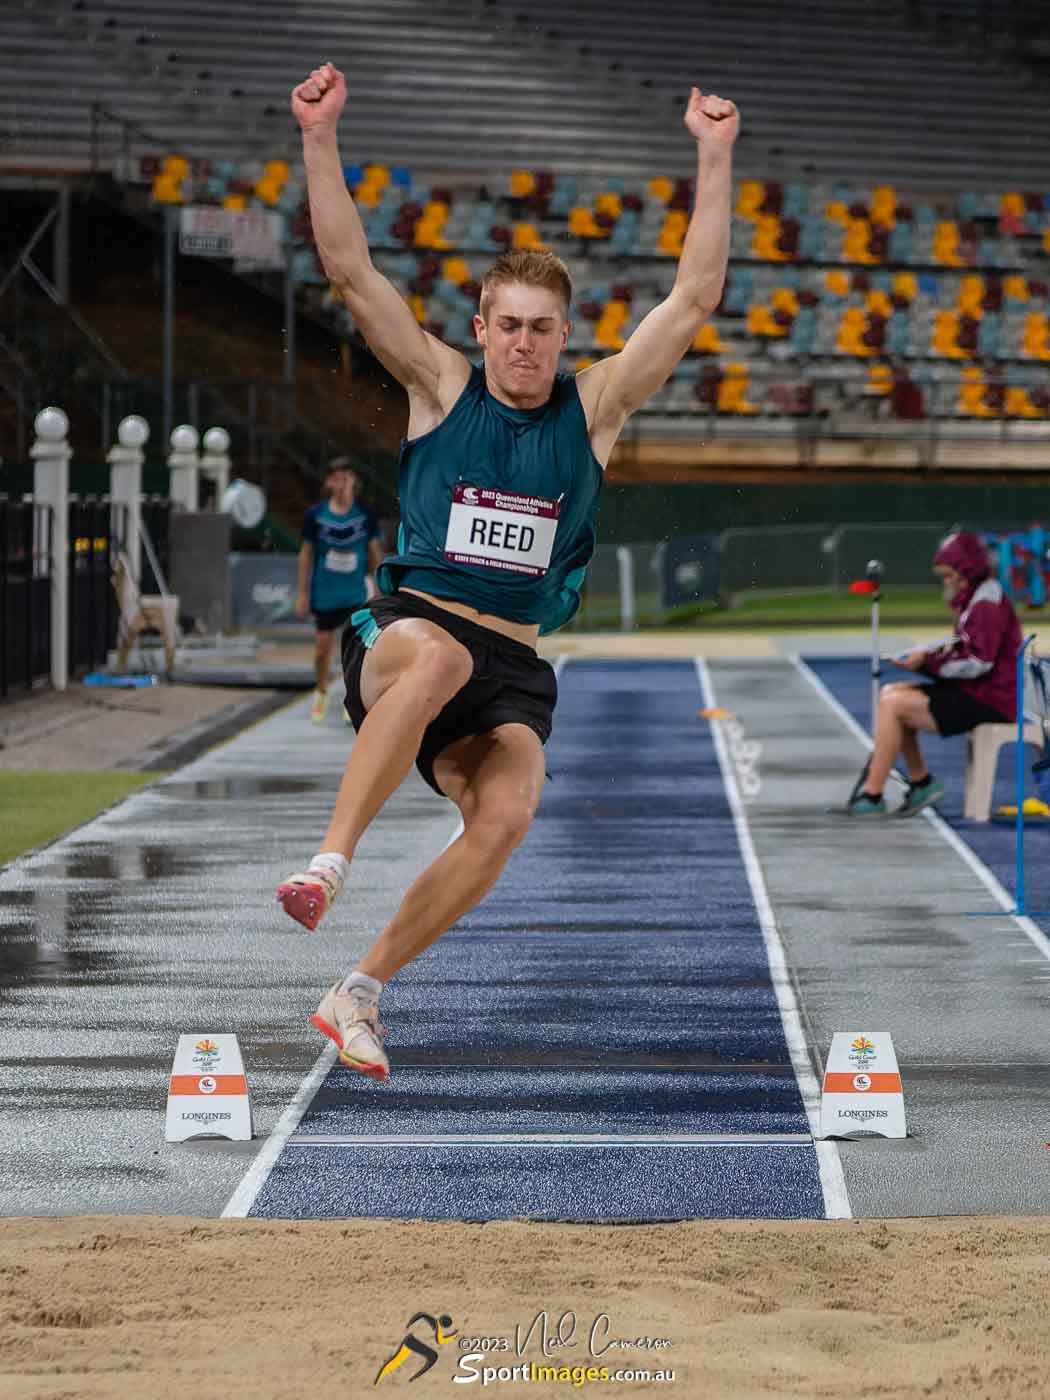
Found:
[165,1034,253,1142]
[818,1032,906,1139]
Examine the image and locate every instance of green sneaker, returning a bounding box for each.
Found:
[839,793,888,816]
[897,778,945,818]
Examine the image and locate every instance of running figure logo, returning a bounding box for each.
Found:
[374,1312,458,1384]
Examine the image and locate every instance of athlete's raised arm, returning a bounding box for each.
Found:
[579,89,739,461]
[292,64,470,424]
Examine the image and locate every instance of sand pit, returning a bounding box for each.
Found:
[3,1214,1050,1398]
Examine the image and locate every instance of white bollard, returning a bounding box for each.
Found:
[200,425,231,507]
[107,414,149,584]
[168,423,200,512]
[30,406,72,692]
[616,544,636,631]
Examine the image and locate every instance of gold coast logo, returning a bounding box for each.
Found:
[848,1036,876,1067]
[375,1311,458,1385]
[192,1038,221,1069]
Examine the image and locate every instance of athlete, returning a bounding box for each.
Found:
[277,61,739,1080]
[296,457,383,723]
[843,531,1021,816]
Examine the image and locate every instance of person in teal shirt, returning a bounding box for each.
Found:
[296,458,383,723]
[278,60,739,1082]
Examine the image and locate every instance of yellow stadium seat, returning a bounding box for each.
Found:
[958,366,993,416]
[569,206,603,238]
[152,175,184,204]
[933,221,964,267]
[264,159,290,181]
[648,176,673,204]
[772,287,800,316]
[222,193,246,211]
[1005,275,1030,303]
[718,365,759,414]
[164,154,189,179]
[825,269,850,296]
[364,163,390,189]
[442,257,471,286]
[932,309,963,357]
[865,290,893,318]
[1023,312,1050,358]
[692,323,723,353]
[750,215,789,261]
[510,170,536,198]
[512,223,545,250]
[736,180,764,217]
[354,183,381,210]
[575,356,596,372]
[747,304,786,337]
[1005,386,1042,418]
[255,176,282,206]
[844,217,877,264]
[825,200,848,225]
[1000,192,1025,218]
[868,363,893,395]
[595,192,623,220]
[892,271,918,301]
[657,209,687,256]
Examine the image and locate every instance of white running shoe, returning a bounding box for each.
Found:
[311,982,390,1082]
[309,689,329,724]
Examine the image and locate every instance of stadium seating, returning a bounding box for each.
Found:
[5,0,1050,187]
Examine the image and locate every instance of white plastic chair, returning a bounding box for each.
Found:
[964,718,1044,822]
[112,550,180,674]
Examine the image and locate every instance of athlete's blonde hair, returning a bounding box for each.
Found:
[479,249,572,322]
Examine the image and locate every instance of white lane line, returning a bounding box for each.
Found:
[790,654,1050,964]
[222,817,466,1218]
[221,1042,338,1218]
[286,1133,813,1147]
[697,658,852,1221]
[222,658,572,1217]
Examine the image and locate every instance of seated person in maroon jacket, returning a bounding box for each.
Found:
[846,531,1021,816]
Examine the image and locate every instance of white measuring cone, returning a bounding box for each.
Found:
[818,1032,906,1139]
[165,1034,253,1142]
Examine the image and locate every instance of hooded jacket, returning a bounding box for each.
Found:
[923,532,1020,719]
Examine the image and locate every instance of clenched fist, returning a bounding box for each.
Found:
[683,87,740,150]
[291,62,347,134]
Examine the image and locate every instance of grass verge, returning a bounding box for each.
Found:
[666,589,1050,630]
[0,771,160,867]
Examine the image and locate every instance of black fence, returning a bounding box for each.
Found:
[1,497,52,699]
[68,497,127,677]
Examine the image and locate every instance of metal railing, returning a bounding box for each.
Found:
[1,497,52,698]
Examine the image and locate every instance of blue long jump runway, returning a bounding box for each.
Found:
[246,660,831,1221]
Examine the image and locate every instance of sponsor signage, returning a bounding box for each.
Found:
[179,206,284,269]
[165,1034,253,1142]
[818,1031,906,1139]
[229,552,300,627]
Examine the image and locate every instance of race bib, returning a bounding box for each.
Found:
[324,550,358,574]
[444,485,560,578]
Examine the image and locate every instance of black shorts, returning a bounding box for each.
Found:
[313,606,355,634]
[921,682,1009,737]
[341,592,558,796]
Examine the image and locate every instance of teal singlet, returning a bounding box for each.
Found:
[376,364,603,634]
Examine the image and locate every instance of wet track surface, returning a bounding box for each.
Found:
[4,656,1048,1221]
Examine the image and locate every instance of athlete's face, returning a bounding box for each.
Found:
[474,283,570,408]
[327,468,356,505]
